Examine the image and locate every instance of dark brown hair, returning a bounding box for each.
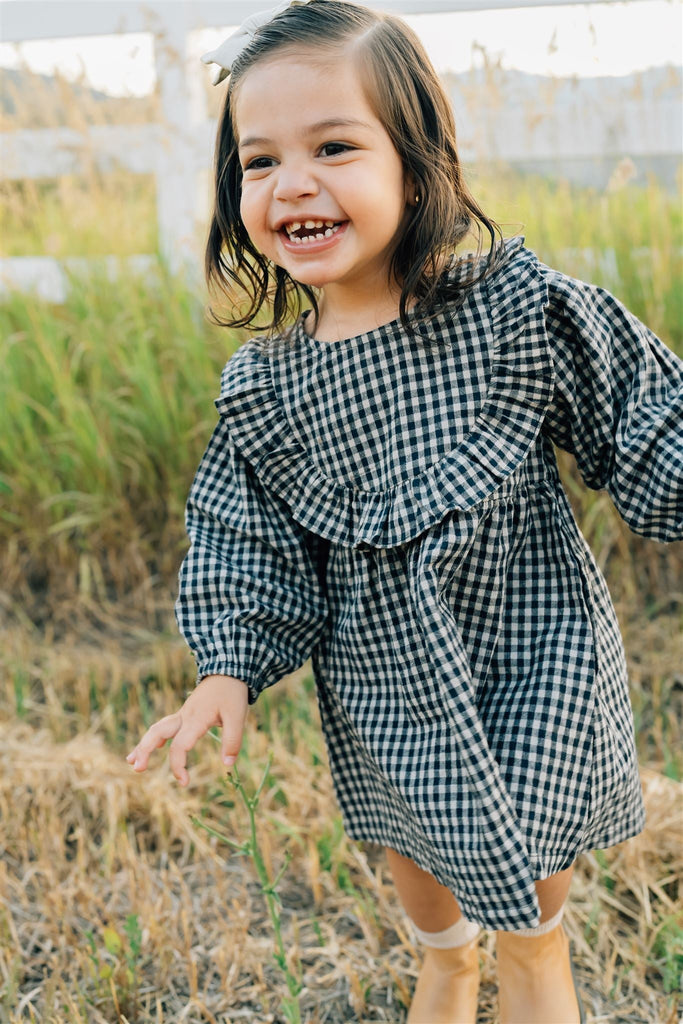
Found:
[205,0,509,345]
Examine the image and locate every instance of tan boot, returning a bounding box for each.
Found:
[407,933,481,1024]
[496,920,586,1024]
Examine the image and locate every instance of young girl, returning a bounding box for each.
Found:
[126,1,683,1020]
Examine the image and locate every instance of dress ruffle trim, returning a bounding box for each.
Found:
[214,237,555,550]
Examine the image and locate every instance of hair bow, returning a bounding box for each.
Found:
[201,0,316,85]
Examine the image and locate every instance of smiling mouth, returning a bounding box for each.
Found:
[280,220,347,243]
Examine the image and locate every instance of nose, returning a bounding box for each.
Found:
[272,162,319,202]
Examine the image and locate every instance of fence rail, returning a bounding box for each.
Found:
[1,0,633,41]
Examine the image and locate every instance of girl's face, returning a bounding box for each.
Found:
[234,50,416,314]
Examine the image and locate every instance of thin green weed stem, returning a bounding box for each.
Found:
[193,752,304,1023]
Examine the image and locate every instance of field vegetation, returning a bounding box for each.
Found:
[1,63,681,1023]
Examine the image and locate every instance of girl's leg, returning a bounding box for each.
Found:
[496,863,584,1024]
[535,864,575,921]
[385,846,463,930]
[385,847,481,1024]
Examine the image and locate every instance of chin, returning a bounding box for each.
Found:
[289,271,330,289]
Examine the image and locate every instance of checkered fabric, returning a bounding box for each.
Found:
[175,236,683,930]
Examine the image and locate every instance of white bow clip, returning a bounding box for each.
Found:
[201,0,316,85]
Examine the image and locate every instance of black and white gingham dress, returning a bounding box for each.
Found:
[175,237,683,930]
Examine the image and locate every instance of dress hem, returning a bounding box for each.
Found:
[344,812,647,889]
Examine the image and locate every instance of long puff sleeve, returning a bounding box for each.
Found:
[541,267,683,542]
[174,415,329,706]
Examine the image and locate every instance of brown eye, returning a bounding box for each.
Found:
[244,157,273,171]
[320,143,352,156]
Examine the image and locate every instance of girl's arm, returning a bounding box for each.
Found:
[127,415,329,783]
[541,268,683,542]
[174,416,329,705]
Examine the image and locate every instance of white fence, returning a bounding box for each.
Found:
[1,0,675,300]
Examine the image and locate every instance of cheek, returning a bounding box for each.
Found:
[238,195,253,233]
[238,187,262,234]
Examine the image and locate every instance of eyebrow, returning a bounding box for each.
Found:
[238,117,373,151]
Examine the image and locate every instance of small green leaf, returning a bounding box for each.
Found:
[103,927,122,956]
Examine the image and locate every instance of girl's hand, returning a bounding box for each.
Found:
[125,674,249,787]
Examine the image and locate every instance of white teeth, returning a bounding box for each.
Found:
[288,222,343,244]
[284,218,339,237]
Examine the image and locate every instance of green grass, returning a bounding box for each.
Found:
[0,257,241,591]
[470,163,683,346]
[0,172,158,258]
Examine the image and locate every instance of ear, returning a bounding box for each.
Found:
[404,171,420,206]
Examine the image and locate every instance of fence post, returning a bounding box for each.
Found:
[152,3,206,279]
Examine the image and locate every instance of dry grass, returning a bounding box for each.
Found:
[1,591,681,1023]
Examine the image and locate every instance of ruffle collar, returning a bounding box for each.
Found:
[214,237,555,550]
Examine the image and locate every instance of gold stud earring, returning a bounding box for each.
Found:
[414,194,420,204]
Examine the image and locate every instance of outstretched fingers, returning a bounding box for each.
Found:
[126,713,183,774]
[167,716,212,787]
[125,675,249,787]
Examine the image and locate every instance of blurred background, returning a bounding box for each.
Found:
[1,2,681,1021]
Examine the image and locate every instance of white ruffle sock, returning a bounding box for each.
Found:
[410,914,482,948]
[408,904,564,948]
[502,903,565,936]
